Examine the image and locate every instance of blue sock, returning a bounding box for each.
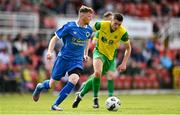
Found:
[42,80,50,89]
[53,82,75,106]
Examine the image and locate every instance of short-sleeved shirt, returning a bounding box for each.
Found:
[52,21,93,80]
[93,21,129,60]
[55,21,93,61]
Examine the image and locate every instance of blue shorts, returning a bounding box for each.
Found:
[51,56,83,81]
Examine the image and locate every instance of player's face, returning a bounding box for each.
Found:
[82,12,93,25]
[111,19,122,31]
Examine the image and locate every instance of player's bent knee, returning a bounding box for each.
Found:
[69,75,79,84]
[94,71,102,78]
[108,76,115,80]
[107,75,116,80]
[107,71,118,80]
[68,68,82,84]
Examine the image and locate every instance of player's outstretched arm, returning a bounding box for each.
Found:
[84,39,91,61]
[47,35,58,60]
[117,41,131,72]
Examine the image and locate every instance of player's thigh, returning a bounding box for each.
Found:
[107,71,117,80]
[93,58,103,73]
[51,57,67,80]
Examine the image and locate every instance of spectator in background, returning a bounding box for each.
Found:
[174,50,180,66]
[13,33,27,53]
[160,51,172,70]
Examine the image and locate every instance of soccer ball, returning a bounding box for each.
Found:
[105,96,121,111]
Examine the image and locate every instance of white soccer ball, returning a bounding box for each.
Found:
[105,96,121,111]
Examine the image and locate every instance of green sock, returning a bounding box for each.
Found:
[80,75,94,97]
[108,80,114,97]
[93,77,101,97]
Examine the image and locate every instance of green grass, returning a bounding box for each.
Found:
[0,92,180,115]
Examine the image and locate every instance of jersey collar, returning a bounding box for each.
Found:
[76,21,88,28]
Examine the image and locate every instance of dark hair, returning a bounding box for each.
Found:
[103,11,113,18]
[113,13,123,22]
[79,5,94,14]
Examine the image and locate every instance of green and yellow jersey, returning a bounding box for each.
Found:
[93,21,129,60]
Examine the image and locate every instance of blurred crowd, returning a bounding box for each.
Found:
[0,0,180,93]
[1,0,180,17]
[0,0,180,30]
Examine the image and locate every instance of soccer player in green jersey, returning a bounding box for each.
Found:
[77,11,117,101]
[93,12,116,98]
[72,13,131,108]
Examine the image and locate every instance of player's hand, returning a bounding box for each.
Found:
[83,55,90,62]
[117,63,127,72]
[47,51,53,60]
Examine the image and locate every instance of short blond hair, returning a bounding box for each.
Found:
[79,5,94,14]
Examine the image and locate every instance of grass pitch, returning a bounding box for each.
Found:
[0,92,180,115]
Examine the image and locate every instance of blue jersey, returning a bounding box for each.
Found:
[55,21,93,61]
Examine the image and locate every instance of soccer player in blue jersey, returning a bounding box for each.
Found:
[32,5,94,111]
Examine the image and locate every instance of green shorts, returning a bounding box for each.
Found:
[93,48,116,75]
